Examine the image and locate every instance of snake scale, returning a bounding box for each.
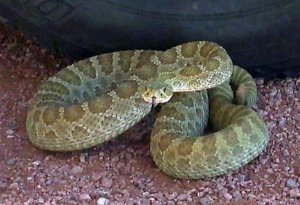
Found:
[26,41,269,179]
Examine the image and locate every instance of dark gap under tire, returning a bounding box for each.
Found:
[0,0,299,78]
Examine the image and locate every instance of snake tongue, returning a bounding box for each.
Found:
[151,96,157,106]
[149,97,157,127]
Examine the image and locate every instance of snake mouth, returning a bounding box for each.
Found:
[143,95,172,104]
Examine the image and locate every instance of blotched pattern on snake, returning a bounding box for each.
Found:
[26,41,269,179]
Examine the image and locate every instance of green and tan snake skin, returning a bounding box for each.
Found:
[26,41,269,179]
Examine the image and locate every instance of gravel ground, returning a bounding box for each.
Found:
[0,23,299,205]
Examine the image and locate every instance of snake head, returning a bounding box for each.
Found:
[141,83,173,104]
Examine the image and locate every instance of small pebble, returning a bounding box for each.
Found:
[45,180,52,186]
[97,197,110,205]
[286,178,299,188]
[79,193,91,201]
[121,189,130,198]
[79,153,87,163]
[6,158,16,166]
[177,193,188,201]
[101,178,112,188]
[7,135,14,139]
[289,189,300,198]
[223,192,233,200]
[232,190,242,200]
[70,166,83,175]
[6,129,14,135]
[199,195,214,205]
[168,192,178,200]
[270,89,277,97]
[0,181,8,190]
[8,182,19,190]
[256,78,264,86]
[248,194,256,200]
[92,172,102,182]
[237,174,246,183]
[279,118,287,127]
[32,160,41,166]
[24,198,34,205]
[38,198,45,203]
[140,198,150,205]
[98,151,105,158]
[69,192,79,202]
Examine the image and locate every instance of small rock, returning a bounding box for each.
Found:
[223,192,233,200]
[97,197,109,205]
[140,198,150,205]
[79,153,87,163]
[6,158,16,166]
[237,174,246,183]
[101,178,112,188]
[232,190,242,200]
[71,166,83,175]
[256,78,264,86]
[295,113,300,122]
[92,172,102,182]
[79,193,91,201]
[38,198,45,203]
[45,180,52,186]
[177,193,188,201]
[24,198,34,205]
[8,182,19,190]
[199,195,214,205]
[168,192,178,200]
[279,118,287,127]
[94,188,111,197]
[98,152,105,158]
[0,181,8,190]
[292,160,300,175]
[289,189,300,198]
[14,176,22,183]
[7,135,15,139]
[167,201,175,205]
[32,160,42,166]
[6,129,14,135]
[286,178,299,188]
[69,192,79,202]
[248,194,256,200]
[111,156,119,162]
[270,89,277,97]
[116,177,126,188]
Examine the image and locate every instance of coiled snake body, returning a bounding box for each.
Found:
[26,41,269,179]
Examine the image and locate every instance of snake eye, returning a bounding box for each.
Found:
[163,87,167,92]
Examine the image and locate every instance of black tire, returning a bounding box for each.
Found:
[0,0,299,78]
